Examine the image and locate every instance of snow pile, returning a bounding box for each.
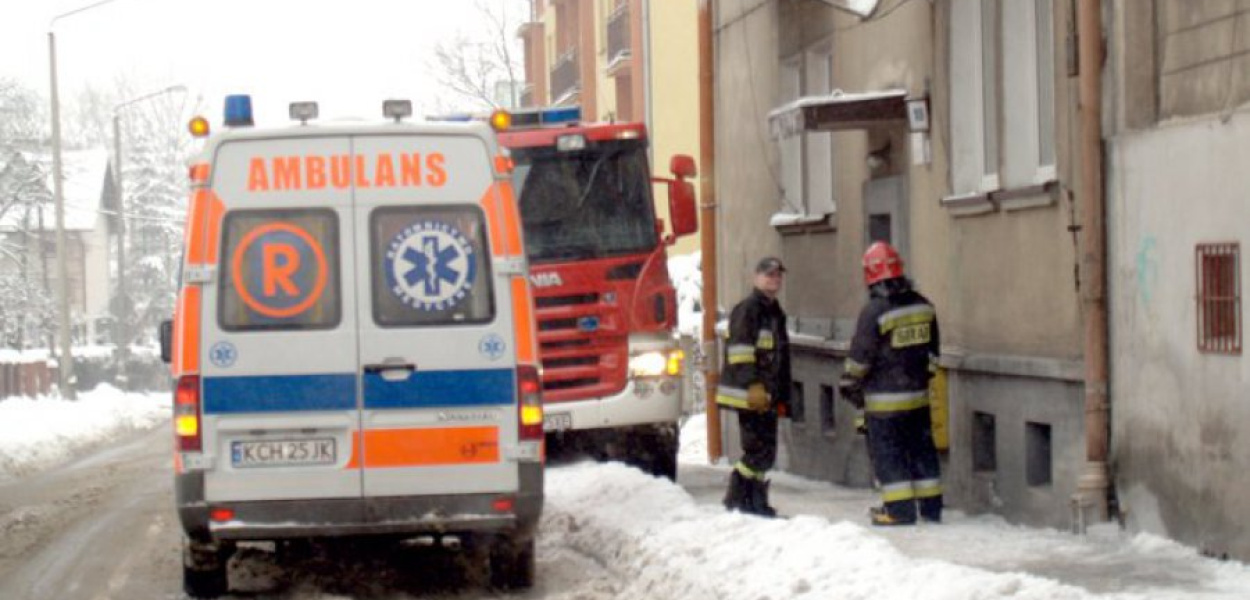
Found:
[668,251,702,338]
[0,384,169,480]
[542,462,1148,600]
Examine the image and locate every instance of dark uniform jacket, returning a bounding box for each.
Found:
[716,289,792,412]
[843,287,940,414]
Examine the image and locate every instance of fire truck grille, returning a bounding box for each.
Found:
[536,293,598,308]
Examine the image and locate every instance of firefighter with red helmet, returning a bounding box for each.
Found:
[716,256,792,517]
[839,242,943,526]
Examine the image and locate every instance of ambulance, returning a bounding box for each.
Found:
[160,96,543,597]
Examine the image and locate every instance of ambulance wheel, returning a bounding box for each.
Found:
[488,533,535,590]
[182,539,230,599]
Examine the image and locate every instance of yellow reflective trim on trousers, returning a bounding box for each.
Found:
[915,478,943,498]
[880,482,916,502]
[865,391,929,413]
[735,461,765,480]
[728,355,757,365]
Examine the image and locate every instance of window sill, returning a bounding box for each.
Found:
[941,179,1059,217]
[771,211,836,235]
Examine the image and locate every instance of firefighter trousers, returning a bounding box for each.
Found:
[737,409,778,476]
[866,406,942,522]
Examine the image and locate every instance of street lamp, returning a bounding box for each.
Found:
[111,84,186,383]
[48,0,124,399]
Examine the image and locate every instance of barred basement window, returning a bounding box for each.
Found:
[1196,243,1241,354]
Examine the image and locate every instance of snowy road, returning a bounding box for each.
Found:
[3,415,1250,599]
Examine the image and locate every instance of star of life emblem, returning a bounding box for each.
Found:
[385,221,477,311]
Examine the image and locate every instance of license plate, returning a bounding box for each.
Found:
[543,412,572,432]
[231,439,335,468]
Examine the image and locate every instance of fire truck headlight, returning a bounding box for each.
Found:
[630,351,668,378]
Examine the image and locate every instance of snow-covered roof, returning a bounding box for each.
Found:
[0,148,110,233]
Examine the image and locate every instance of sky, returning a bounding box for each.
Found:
[0,0,526,126]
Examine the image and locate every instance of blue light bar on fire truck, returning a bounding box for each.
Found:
[428,105,582,130]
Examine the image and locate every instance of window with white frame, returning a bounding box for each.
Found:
[777,42,836,222]
[948,0,1056,198]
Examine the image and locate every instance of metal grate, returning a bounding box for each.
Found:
[1196,243,1241,354]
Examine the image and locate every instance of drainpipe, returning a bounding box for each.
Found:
[698,0,722,462]
[1075,0,1110,524]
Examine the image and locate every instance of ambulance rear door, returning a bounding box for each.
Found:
[352,132,520,497]
[199,136,363,503]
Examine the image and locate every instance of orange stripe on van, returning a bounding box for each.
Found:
[497,181,524,256]
[511,276,536,363]
[184,189,208,265]
[478,183,505,256]
[189,162,210,184]
[345,427,500,468]
[203,193,225,265]
[173,286,201,375]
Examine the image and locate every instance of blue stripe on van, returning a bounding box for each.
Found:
[363,368,515,409]
[203,374,357,414]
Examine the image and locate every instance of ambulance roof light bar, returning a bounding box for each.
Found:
[224,94,254,127]
[384,99,413,123]
[289,101,318,125]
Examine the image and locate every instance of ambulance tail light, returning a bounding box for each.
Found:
[517,366,543,440]
[174,375,203,452]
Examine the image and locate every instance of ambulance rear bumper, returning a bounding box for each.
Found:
[176,464,542,542]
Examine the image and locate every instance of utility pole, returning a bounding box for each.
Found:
[698,0,721,462]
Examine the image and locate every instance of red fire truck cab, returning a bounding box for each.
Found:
[496,106,697,479]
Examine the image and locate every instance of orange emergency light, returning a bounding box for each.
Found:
[489,109,511,131]
[188,116,210,138]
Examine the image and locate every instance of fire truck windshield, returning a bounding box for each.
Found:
[511,141,658,264]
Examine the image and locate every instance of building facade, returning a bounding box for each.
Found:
[1105,0,1250,560]
[714,0,1091,529]
[518,0,702,254]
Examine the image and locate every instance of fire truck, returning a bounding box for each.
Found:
[494,107,698,479]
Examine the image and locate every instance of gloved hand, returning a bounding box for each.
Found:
[838,376,865,409]
[746,383,770,412]
[854,410,868,435]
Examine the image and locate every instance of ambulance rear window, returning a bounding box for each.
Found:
[370,206,494,327]
[218,210,341,331]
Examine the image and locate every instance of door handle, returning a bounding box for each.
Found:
[363,362,416,374]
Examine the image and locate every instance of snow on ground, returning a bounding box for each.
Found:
[0,384,169,481]
[538,413,1250,600]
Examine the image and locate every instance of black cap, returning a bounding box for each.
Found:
[754,256,787,274]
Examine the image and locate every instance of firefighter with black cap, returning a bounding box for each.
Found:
[717,256,792,517]
[839,241,943,526]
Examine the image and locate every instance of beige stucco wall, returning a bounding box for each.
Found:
[648,0,701,256]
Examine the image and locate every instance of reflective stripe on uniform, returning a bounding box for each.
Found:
[877,304,935,334]
[735,460,765,480]
[716,385,751,409]
[727,344,756,365]
[865,390,929,413]
[880,481,916,503]
[914,478,943,498]
[756,330,775,350]
[845,358,869,378]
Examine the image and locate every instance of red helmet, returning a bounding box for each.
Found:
[863,241,904,286]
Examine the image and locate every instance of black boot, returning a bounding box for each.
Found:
[748,478,778,518]
[723,470,750,512]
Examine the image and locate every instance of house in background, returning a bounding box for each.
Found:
[1105,0,1250,560]
[713,0,1091,530]
[0,149,116,347]
[517,0,702,254]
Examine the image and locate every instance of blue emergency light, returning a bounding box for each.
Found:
[539,106,580,125]
[224,94,254,127]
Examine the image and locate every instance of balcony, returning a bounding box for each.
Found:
[551,48,580,104]
[606,3,631,74]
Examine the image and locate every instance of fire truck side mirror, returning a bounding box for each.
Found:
[159,319,173,364]
[667,179,698,238]
[670,154,698,179]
